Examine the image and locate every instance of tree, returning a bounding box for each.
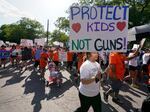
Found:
[0,17,45,44]
[55,17,69,33]
[51,30,69,43]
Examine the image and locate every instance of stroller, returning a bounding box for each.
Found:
[45,61,62,87]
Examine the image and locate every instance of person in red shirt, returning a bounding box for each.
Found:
[53,48,59,67]
[103,46,141,104]
[48,48,53,61]
[77,52,86,73]
[31,46,36,61]
[67,51,73,70]
[39,48,49,80]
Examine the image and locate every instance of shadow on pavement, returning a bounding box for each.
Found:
[101,81,144,112]
[121,83,147,97]
[1,69,26,88]
[0,66,18,79]
[117,94,137,112]
[22,70,74,112]
[46,79,74,100]
[102,102,118,112]
[124,95,136,103]
[22,71,46,112]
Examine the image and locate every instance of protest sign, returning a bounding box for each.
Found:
[27,40,33,46]
[0,50,10,59]
[0,40,5,46]
[70,6,129,52]
[59,52,67,62]
[21,39,33,46]
[34,38,46,46]
[53,41,64,47]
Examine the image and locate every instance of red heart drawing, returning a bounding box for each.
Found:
[116,21,126,31]
[72,23,81,33]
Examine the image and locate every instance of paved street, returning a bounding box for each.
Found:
[0,63,148,112]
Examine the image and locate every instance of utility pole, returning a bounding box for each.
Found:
[46,19,49,46]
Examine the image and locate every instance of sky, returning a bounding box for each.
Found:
[0,0,78,31]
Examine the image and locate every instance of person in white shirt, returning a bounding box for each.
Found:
[142,50,150,76]
[75,52,102,112]
[124,48,139,88]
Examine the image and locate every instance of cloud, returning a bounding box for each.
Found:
[0,0,34,19]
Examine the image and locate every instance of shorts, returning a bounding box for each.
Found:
[110,79,122,93]
[129,65,137,71]
[142,64,148,73]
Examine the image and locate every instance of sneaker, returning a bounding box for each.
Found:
[112,97,123,105]
[103,92,108,102]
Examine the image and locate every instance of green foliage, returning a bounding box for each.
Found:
[55,17,69,33]
[0,17,45,44]
[51,30,69,43]
[53,17,69,43]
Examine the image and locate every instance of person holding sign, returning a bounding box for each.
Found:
[75,52,102,112]
[103,44,142,104]
[53,48,59,67]
[124,47,139,88]
[67,51,73,70]
[77,52,86,73]
[142,50,150,77]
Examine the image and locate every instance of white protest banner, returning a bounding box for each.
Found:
[21,39,28,46]
[9,43,17,46]
[53,41,60,46]
[27,40,33,46]
[59,52,67,62]
[21,39,33,46]
[59,42,64,47]
[53,41,64,47]
[34,38,46,46]
[0,40,5,46]
[70,6,129,52]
